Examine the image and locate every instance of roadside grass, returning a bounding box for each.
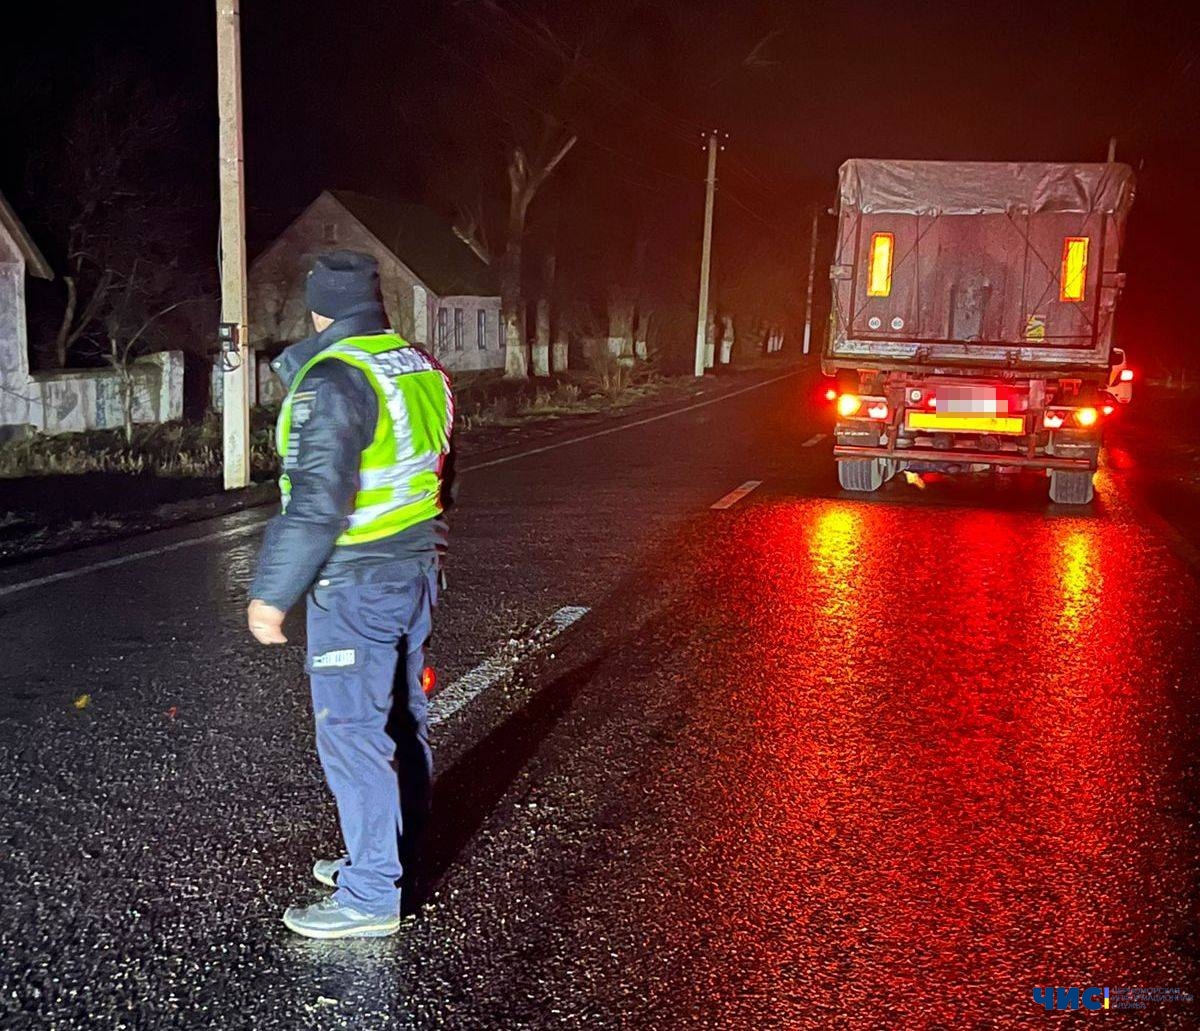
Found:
[455,363,671,430]
[1,361,716,478]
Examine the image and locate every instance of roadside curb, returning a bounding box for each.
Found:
[0,481,279,570]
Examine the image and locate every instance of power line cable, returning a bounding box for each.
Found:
[455,2,796,209]
[485,2,706,134]
[717,185,813,255]
[473,2,709,146]
[428,35,702,191]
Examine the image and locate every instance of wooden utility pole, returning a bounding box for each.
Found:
[217,0,251,489]
[801,205,820,355]
[693,132,719,378]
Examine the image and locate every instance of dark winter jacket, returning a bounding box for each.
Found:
[248,305,448,611]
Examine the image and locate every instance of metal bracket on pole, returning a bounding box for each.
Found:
[218,322,240,353]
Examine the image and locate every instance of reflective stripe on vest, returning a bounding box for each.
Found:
[276,333,453,545]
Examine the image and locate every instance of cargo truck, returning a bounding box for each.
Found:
[823,159,1135,504]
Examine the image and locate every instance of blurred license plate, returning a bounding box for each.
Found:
[938,385,1004,413]
[907,411,1025,434]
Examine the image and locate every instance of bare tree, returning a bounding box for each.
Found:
[80,255,201,442]
[30,67,184,368]
[421,0,785,380]
[452,193,493,266]
[501,128,576,378]
[103,282,184,441]
[533,250,556,376]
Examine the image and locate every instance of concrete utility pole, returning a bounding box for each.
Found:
[801,204,820,356]
[693,132,720,378]
[217,0,251,489]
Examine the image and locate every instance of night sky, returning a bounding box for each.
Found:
[2,0,1198,366]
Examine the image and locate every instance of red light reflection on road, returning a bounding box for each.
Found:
[667,498,1197,1026]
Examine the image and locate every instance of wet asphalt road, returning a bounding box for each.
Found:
[1,367,1198,1029]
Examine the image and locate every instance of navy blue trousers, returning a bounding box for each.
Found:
[305,564,437,916]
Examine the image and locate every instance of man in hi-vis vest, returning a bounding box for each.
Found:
[247,251,453,939]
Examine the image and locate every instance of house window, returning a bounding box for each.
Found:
[322,222,338,244]
[436,307,449,353]
[477,309,488,350]
[453,308,465,351]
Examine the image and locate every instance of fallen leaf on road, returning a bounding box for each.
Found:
[165,706,178,719]
[73,694,90,710]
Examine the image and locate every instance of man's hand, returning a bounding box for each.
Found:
[247,599,288,645]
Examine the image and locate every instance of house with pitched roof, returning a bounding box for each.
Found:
[0,190,54,433]
[248,190,502,376]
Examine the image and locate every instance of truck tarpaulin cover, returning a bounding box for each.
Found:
[838,160,1135,220]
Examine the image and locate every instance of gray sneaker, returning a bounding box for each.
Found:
[282,897,400,939]
[312,856,348,888]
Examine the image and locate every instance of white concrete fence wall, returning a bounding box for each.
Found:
[0,351,184,435]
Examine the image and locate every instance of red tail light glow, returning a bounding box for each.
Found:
[1102,404,1115,416]
[1075,407,1099,427]
[422,667,436,694]
[825,387,838,402]
[1119,368,1134,382]
[1043,411,1066,429]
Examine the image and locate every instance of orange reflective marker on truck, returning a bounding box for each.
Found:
[1060,237,1090,302]
[867,232,894,297]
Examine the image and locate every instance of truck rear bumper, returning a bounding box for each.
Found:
[832,445,1092,471]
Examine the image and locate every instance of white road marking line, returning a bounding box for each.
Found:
[429,605,589,727]
[0,522,267,599]
[802,433,826,448]
[459,369,803,473]
[0,369,803,597]
[710,480,763,510]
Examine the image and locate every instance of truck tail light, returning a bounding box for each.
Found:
[837,393,862,417]
[1075,406,1099,427]
[1060,237,1089,302]
[867,232,894,297]
[825,387,838,401]
[1043,411,1066,429]
[1119,368,1134,382]
[838,393,889,420]
[1101,403,1115,416]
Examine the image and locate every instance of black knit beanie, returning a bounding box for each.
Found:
[306,250,382,319]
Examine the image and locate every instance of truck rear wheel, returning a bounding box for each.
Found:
[838,458,885,492]
[1048,470,1095,505]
